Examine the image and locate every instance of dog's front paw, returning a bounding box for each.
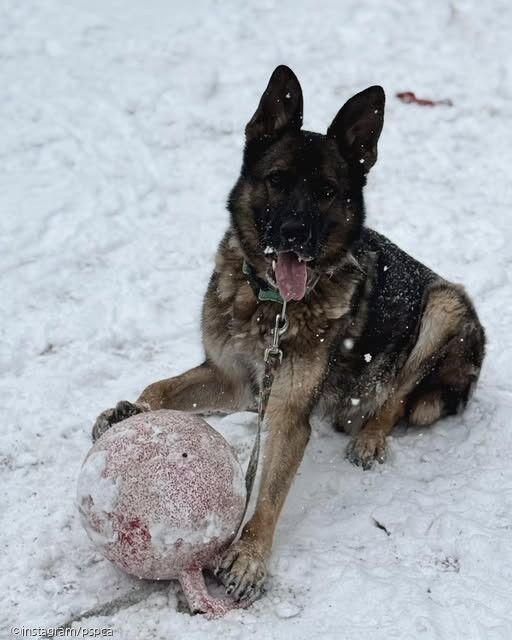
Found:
[346,430,387,470]
[91,400,143,442]
[214,538,266,603]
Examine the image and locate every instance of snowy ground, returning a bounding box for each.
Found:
[2,0,512,638]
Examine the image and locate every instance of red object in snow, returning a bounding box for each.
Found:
[396,91,453,107]
[77,410,247,618]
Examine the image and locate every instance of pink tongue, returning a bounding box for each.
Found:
[275,253,307,301]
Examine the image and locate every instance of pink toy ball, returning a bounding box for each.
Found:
[77,410,247,617]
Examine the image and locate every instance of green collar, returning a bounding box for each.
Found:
[242,260,283,304]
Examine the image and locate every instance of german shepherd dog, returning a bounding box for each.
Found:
[92,66,485,606]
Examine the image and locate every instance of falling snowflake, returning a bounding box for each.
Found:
[343,338,354,350]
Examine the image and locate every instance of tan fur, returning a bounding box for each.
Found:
[408,392,443,426]
[241,352,328,553]
[203,231,358,390]
[402,282,469,378]
[137,362,253,414]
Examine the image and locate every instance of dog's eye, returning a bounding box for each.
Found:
[266,171,288,188]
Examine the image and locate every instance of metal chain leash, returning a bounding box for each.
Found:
[238,300,288,530]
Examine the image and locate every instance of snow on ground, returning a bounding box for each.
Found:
[2,0,512,638]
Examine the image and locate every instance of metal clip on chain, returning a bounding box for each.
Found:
[264,300,288,362]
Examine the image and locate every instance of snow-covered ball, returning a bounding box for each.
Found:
[77,410,246,581]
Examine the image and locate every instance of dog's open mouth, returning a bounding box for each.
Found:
[266,251,314,302]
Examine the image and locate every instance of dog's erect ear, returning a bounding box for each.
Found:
[327,86,385,170]
[245,65,303,142]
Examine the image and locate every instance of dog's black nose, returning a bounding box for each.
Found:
[279,220,311,248]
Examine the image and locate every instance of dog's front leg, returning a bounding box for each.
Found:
[136,361,250,413]
[91,361,251,441]
[215,355,324,602]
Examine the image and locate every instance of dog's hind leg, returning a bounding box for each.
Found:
[407,324,485,426]
[346,282,485,468]
[91,361,252,441]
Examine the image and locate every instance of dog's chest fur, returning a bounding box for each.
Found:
[204,231,352,349]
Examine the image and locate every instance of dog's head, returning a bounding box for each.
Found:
[229,65,385,301]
